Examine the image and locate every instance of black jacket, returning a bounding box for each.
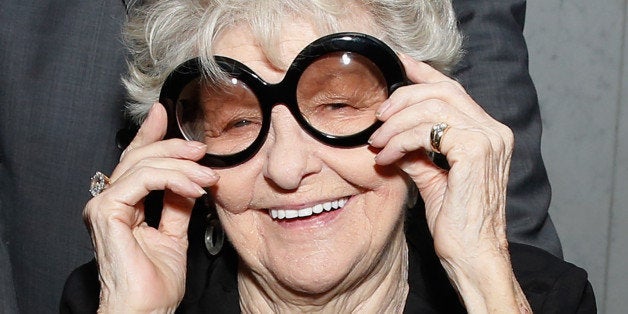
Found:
[61,207,595,313]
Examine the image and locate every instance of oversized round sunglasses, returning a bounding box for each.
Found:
[159,32,407,167]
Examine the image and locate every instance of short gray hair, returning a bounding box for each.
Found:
[123,0,463,123]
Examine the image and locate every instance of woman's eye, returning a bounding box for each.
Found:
[223,116,262,132]
[325,103,350,110]
[231,119,253,128]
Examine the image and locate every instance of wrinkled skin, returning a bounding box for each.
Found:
[84,21,530,314]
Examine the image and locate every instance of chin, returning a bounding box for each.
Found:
[273,257,355,295]
[259,239,365,296]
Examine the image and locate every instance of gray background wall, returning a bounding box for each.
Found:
[524,1,627,313]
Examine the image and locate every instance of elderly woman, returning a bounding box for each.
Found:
[63,0,594,313]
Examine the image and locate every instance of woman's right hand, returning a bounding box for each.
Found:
[83,103,219,313]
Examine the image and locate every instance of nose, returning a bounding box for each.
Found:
[262,105,321,190]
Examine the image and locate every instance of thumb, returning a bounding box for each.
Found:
[123,103,169,158]
[158,190,197,240]
[397,150,448,208]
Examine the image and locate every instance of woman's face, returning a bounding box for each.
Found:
[210,18,409,294]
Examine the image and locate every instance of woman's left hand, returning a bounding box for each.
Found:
[368,55,530,313]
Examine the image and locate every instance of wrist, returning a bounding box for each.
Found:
[98,291,178,314]
[439,251,530,313]
[98,304,177,314]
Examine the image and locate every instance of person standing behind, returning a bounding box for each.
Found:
[0,0,560,312]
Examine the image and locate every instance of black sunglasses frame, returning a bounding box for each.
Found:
[159,32,407,167]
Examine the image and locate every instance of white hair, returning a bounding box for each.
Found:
[123,0,463,123]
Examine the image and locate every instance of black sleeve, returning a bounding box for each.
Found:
[509,243,597,313]
[59,260,100,314]
[451,0,561,257]
[540,267,597,313]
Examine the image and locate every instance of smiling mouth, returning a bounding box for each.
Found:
[268,197,349,220]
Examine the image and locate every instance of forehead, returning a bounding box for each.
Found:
[212,13,378,82]
[213,22,318,69]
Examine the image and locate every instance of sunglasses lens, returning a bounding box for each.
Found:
[296,52,387,137]
[176,77,262,156]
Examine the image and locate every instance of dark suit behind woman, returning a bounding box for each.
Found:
[0,1,559,312]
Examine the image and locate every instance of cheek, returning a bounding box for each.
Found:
[327,145,406,191]
[210,159,263,214]
[208,159,269,263]
[325,146,409,224]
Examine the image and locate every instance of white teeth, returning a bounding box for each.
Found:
[338,198,347,208]
[269,197,349,220]
[298,207,313,217]
[322,202,331,211]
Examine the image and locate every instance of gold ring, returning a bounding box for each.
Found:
[430,122,450,153]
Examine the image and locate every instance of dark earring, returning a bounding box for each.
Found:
[204,212,224,256]
[406,183,419,209]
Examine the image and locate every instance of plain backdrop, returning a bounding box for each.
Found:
[525,1,628,313]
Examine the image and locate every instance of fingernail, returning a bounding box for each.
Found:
[200,167,218,179]
[368,130,379,145]
[196,186,208,195]
[376,100,390,118]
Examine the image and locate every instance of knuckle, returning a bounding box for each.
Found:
[134,165,159,180]
[82,201,97,225]
[393,84,413,96]
[411,126,424,142]
[119,142,140,161]
[83,196,116,227]
[134,157,155,169]
[452,80,465,91]
[492,123,514,153]
[425,99,448,115]
[437,81,466,96]
[464,132,493,158]
[502,126,515,151]
[120,145,141,163]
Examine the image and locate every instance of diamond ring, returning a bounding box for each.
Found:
[89,171,111,196]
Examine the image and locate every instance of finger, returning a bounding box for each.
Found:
[374,122,460,166]
[370,98,469,148]
[374,118,503,170]
[371,95,510,161]
[125,157,219,184]
[398,54,464,88]
[159,190,196,239]
[112,139,208,181]
[83,168,208,241]
[104,167,214,209]
[377,55,493,121]
[376,82,478,122]
[394,149,448,207]
[120,103,168,161]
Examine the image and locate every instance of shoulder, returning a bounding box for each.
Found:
[509,243,597,313]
